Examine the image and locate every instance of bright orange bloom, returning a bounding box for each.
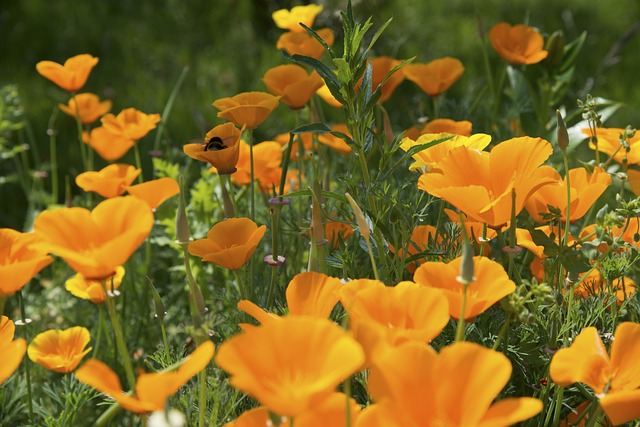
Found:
[76,341,214,414]
[582,127,640,165]
[413,256,516,320]
[316,83,342,108]
[36,54,99,92]
[101,108,161,141]
[361,57,405,103]
[189,218,266,270]
[0,316,27,386]
[184,122,245,174]
[325,221,353,249]
[358,341,543,427]
[339,280,449,363]
[263,65,324,109]
[27,326,91,373]
[0,228,53,297]
[628,169,640,196]
[401,132,491,172]
[125,177,180,210]
[403,57,465,97]
[215,316,364,417]
[276,28,335,60]
[286,271,342,318]
[83,126,135,161]
[418,136,556,228]
[272,4,323,32]
[405,118,473,140]
[65,266,125,304]
[213,92,280,129]
[550,323,640,426]
[317,124,353,155]
[34,196,154,280]
[576,272,635,306]
[525,166,611,222]
[213,140,282,189]
[75,164,141,198]
[489,22,549,65]
[59,93,112,124]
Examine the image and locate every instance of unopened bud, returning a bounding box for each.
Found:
[147,277,166,321]
[345,192,370,242]
[556,110,569,152]
[456,242,475,286]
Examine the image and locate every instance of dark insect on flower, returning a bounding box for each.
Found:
[204,136,226,151]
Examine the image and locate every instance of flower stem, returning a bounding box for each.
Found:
[0,296,5,317]
[133,143,144,184]
[17,290,33,420]
[247,128,255,220]
[454,287,468,342]
[104,291,137,390]
[47,107,59,203]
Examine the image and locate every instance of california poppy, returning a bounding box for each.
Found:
[125,177,180,210]
[215,316,364,417]
[525,166,611,222]
[75,164,141,198]
[101,108,161,141]
[59,93,111,124]
[418,136,556,228]
[316,83,342,108]
[76,341,214,414]
[213,92,280,129]
[211,140,282,190]
[324,221,354,249]
[0,316,27,386]
[272,4,323,32]
[286,271,342,318]
[189,218,266,270]
[27,326,91,373]
[184,122,244,174]
[276,29,335,60]
[0,228,53,297]
[36,54,99,92]
[34,196,153,280]
[550,322,640,426]
[582,127,640,165]
[403,57,465,97]
[404,118,473,140]
[83,126,135,162]
[317,124,353,155]
[413,255,516,320]
[489,23,549,65]
[360,57,405,103]
[65,266,125,304]
[339,280,449,363]
[400,132,491,173]
[358,341,543,426]
[263,65,324,109]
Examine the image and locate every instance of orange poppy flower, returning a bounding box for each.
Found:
[215,316,364,417]
[340,280,449,363]
[75,164,141,198]
[125,177,180,210]
[628,169,640,196]
[316,83,342,108]
[360,57,405,103]
[36,54,99,92]
[550,322,640,426]
[189,218,266,270]
[101,108,161,141]
[263,65,324,109]
[272,4,323,32]
[582,127,640,165]
[76,341,214,414]
[403,57,465,97]
[359,341,543,427]
[324,221,354,249]
[405,118,473,140]
[317,124,353,155]
[276,28,335,60]
[213,140,282,187]
[575,271,635,306]
[0,316,27,386]
[34,196,154,280]
[83,126,135,161]
[65,266,125,304]
[413,255,516,320]
[184,122,245,174]
[418,136,556,228]
[0,228,53,297]
[59,93,112,124]
[286,271,342,318]
[400,132,491,172]
[489,22,549,65]
[213,92,280,129]
[27,326,91,373]
[525,166,611,222]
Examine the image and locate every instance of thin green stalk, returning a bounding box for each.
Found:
[93,304,106,357]
[134,143,144,184]
[104,294,136,389]
[247,128,255,220]
[198,370,207,427]
[0,296,5,317]
[562,152,572,246]
[71,93,89,171]
[154,66,190,152]
[219,174,236,218]
[180,243,206,325]
[17,290,33,420]
[552,387,564,427]
[47,107,59,203]
[364,238,380,281]
[454,286,468,342]
[491,315,511,351]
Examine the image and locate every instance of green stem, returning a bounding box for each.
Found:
[134,143,144,184]
[154,66,190,152]
[364,238,380,281]
[562,152,572,246]
[219,174,236,218]
[0,296,5,317]
[71,93,89,171]
[454,285,468,342]
[492,315,511,351]
[247,128,255,220]
[159,320,170,361]
[93,305,105,357]
[48,107,59,204]
[104,291,137,389]
[198,370,207,427]
[17,290,33,420]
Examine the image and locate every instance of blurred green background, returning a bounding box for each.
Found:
[1,0,639,228]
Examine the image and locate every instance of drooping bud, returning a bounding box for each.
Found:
[556,110,569,152]
[456,241,475,286]
[345,192,370,242]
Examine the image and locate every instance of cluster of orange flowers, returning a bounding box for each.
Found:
[4,3,640,427]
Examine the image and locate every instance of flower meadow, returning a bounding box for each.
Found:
[3,2,640,426]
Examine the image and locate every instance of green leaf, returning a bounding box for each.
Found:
[300,23,336,58]
[559,31,587,73]
[366,17,393,52]
[530,229,560,257]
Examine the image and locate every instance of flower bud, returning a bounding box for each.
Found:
[556,110,569,152]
